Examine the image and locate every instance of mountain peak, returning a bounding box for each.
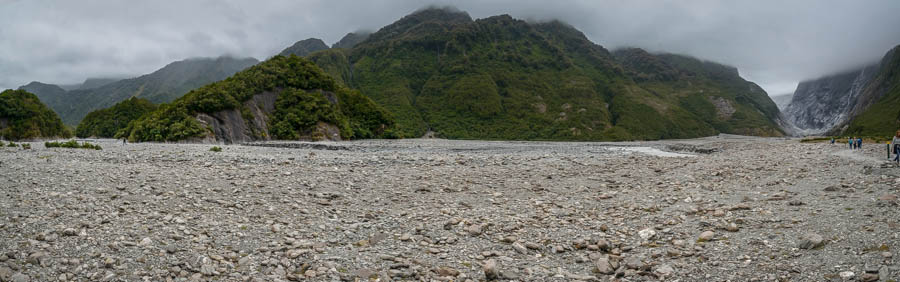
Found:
[279,38,330,57]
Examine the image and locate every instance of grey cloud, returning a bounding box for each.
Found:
[2,0,900,97]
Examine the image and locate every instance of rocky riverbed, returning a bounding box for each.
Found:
[0,136,898,281]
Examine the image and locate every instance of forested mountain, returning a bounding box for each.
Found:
[121,55,394,143]
[306,8,784,140]
[0,89,71,140]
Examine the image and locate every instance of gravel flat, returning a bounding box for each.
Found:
[1,136,898,281]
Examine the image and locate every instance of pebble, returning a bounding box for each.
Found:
[698,231,715,241]
[839,271,854,279]
[638,228,656,240]
[11,273,28,282]
[483,259,500,280]
[798,233,825,249]
[594,257,615,275]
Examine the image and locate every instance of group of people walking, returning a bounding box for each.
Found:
[829,131,900,164]
[847,137,863,150]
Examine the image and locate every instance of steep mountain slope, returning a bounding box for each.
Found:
[308,8,784,140]
[782,44,900,136]
[22,56,258,126]
[332,32,371,49]
[75,97,157,138]
[121,55,394,143]
[843,45,900,135]
[279,38,329,57]
[0,89,71,140]
[783,65,878,135]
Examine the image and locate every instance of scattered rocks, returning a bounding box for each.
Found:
[0,138,895,281]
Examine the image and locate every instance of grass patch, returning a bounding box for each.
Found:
[7,142,17,147]
[21,143,31,149]
[209,146,222,152]
[45,140,102,150]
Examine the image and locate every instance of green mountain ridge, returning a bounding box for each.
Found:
[843,44,900,136]
[20,56,259,126]
[307,8,784,140]
[0,89,71,140]
[121,55,394,143]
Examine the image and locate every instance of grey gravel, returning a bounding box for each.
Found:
[0,136,899,281]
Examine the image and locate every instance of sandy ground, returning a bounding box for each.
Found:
[0,136,898,281]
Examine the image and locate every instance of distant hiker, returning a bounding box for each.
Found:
[831,138,835,144]
[893,131,900,163]
[857,137,863,149]
[122,137,127,145]
[849,137,854,149]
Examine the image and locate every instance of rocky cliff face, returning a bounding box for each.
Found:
[783,64,878,135]
[193,90,343,144]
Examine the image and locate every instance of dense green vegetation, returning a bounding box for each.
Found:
[122,55,394,142]
[75,97,157,138]
[45,140,102,150]
[21,57,258,126]
[209,146,222,152]
[308,8,784,140]
[845,45,900,136]
[0,89,72,140]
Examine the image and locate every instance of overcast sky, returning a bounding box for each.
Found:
[2,0,900,96]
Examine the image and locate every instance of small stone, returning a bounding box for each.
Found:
[62,228,77,236]
[11,273,28,282]
[512,242,527,254]
[698,231,715,242]
[860,273,879,282]
[712,209,726,217]
[483,259,500,280]
[400,233,411,241]
[596,239,610,251]
[653,264,675,277]
[139,237,152,246]
[434,267,459,277]
[638,228,656,240]
[465,224,483,236]
[524,242,541,250]
[798,233,825,249]
[879,194,897,202]
[593,257,615,275]
[839,271,854,279]
[725,223,739,232]
[200,264,216,276]
[624,257,643,270]
[881,252,892,259]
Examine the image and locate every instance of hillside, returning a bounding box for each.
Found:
[278,38,329,57]
[121,55,394,143]
[75,97,157,138]
[21,56,259,126]
[0,89,71,140]
[843,45,900,136]
[307,8,784,140]
[783,65,878,135]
